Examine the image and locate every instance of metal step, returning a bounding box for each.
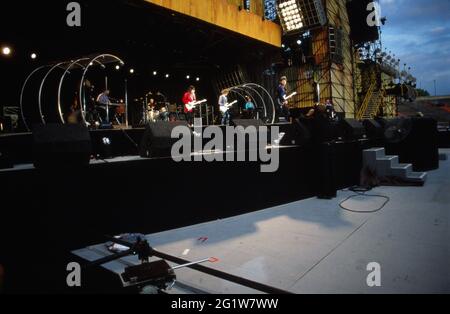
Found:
[365,147,386,158]
[406,172,428,184]
[363,148,386,172]
[390,163,413,178]
[376,156,400,176]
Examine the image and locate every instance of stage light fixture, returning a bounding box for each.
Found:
[1,46,11,56]
[276,0,327,34]
[165,74,170,78]
[31,53,37,60]
[129,69,135,74]
[186,75,190,79]
[297,39,302,45]
[153,71,157,76]
[115,65,120,70]
[196,77,200,81]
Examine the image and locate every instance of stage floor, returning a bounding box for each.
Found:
[73,149,450,294]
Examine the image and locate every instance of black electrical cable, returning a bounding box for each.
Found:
[339,186,390,213]
[119,126,139,149]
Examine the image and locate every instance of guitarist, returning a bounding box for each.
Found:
[182,85,197,126]
[276,76,291,122]
[219,89,232,125]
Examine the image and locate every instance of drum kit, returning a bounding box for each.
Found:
[146,103,170,123]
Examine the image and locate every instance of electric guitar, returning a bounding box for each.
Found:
[219,100,238,113]
[278,91,297,107]
[185,99,207,112]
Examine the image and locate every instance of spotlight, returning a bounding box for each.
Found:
[129,69,135,74]
[1,46,11,56]
[297,40,302,45]
[31,53,37,59]
[186,75,190,79]
[115,65,120,70]
[196,77,200,81]
[153,71,157,76]
[165,74,170,78]
[276,0,327,34]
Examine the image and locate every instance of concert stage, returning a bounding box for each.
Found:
[0,127,368,293]
[73,150,450,293]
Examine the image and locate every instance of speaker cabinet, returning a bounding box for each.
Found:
[32,124,92,169]
[140,121,192,158]
[363,119,384,139]
[340,119,366,140]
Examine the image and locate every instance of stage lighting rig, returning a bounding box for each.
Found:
[276,0,327,35]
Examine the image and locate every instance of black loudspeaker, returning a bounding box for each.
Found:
[32,124,92,169]
[388,118,439,171]
[278,119,311,146]
[311,115,336,143]
[0,150,13,169]
[231,119,266,128]
[231,119,269,145]
[363,119,384,139]
[340,119,366,140]
[346,0,380,45]
[316,142,337,199]
[140,121,192,158]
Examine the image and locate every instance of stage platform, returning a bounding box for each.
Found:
[73,149,450,294]
[0,137,367,293]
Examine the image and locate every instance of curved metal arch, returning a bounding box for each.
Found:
[230,86,262,121]
[57,58,90,123]
[38,61,71,125]
[20,65,52,131]
[227,87,249,107]
[79,54,125,124]
[241,83,276,124]
[237,85,267,119]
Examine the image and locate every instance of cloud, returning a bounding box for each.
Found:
[431,27,446,34]
[380,0,450,95]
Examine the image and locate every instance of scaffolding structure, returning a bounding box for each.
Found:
[279,0,400,119]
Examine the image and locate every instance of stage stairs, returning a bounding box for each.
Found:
[363,148,427,185]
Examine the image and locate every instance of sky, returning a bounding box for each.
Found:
[379,0,450,96]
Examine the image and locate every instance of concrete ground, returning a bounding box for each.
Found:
[73,150,450,294]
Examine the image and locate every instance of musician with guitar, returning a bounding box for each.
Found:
[183,85,207,126]
[219,89,233,125]
[276,76,296,122]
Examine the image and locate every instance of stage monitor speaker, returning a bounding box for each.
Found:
[231,119,266,128]
[140,121,192,158]
[231,119,269,145]
[279,119,312,146]
[32,124,92,170]
[0,150,13,169]
[340,119,366,140]
[363,119,384,139]
[346,0,380,45]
